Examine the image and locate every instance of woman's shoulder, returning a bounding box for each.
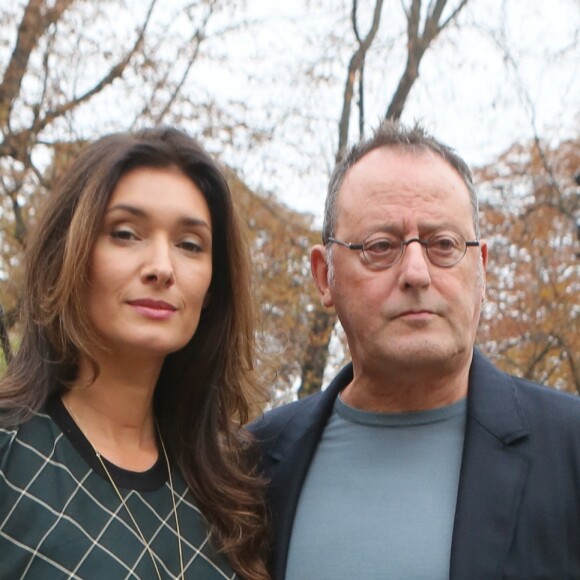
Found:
[0,409,61,470]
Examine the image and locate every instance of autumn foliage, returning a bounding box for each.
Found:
[476,138,580,394]
[227,171,326,403]
[1,0,578,400]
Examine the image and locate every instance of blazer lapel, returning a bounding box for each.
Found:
[264,365,352,580]
[450,350,531,579]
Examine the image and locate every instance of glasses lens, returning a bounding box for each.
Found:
[427,233,466,267]
[362,235,402,268]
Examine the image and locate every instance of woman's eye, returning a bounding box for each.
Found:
[110,228,138,241]
[178,239,203,253]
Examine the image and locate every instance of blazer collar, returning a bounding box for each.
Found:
[450,348,531,578]
[265,350,532,579]
[265,364,351,462]
[264,364,352,579]
[466,348,528,442]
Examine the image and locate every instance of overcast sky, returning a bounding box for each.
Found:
[5,0,578,224]
[197,0,580,222]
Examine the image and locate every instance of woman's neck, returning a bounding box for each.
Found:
[62,354,163,471]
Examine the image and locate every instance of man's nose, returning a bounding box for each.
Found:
[397,239,431,289]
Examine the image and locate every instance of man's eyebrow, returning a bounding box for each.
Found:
[419,221,464,233]
[363,221,462,237]
[106,204,211,230]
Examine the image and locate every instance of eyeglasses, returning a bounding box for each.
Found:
[326,231,480,269]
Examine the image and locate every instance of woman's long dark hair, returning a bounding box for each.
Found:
[0,127,269,579]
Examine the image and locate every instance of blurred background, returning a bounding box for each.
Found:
[1,0,578,405]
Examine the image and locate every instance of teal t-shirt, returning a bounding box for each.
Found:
[285,395,467,580]
[0,397,236,579]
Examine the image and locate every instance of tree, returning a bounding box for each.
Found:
[1,0,156,237]
[0,0,242,358]
[471,3,579,392]
[0,1,334,404]
[0,1,325,403]
[227,170,321,403]
[476,136,580,393]
[298,0,471,398]
[1,0,578,403]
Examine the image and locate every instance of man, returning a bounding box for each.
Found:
[251,121,580,579]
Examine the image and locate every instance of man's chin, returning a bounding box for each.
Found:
[384,340,465,368]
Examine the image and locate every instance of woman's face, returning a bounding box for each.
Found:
[86,166,213,362]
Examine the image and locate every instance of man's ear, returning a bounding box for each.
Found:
[311,244,334,308]
[479,240,488,302]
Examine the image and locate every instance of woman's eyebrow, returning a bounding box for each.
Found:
[179,217,211,231]
[106,204,211,230]
[105,203,146,217]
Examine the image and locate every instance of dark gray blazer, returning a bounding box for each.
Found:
[250,349,580,579]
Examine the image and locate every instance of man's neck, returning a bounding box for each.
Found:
[341,357,471,413]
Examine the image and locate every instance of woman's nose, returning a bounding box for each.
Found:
[140,240,175,287]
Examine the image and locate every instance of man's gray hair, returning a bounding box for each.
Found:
[322,120,480,244]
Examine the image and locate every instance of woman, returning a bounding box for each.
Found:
[0,128,269,579]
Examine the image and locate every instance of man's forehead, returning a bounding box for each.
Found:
[348,145,448,176]
[340,146,464,196]
[333,147,474,239]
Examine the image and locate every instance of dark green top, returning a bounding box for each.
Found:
[0,397,236,579]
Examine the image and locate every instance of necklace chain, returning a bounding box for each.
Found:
[63,398,185,579]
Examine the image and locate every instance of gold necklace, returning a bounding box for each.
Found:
[63,399,185,579]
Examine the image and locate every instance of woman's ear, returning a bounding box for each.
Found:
[311,244,334,308]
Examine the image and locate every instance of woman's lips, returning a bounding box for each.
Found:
[127,299,177,320]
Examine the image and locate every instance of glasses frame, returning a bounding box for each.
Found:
[326,233,480,269]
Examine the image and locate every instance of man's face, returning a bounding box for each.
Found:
[311,147,488,377]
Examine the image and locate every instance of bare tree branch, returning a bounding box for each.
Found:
[522,334,559,380]
[0,0,157,163]
[153,28,208,123]
[33,17,57,127]
[485,22,579,250]
[564,342,580,394]
[298,0,471,398]
[7,190,27,247]
[352,0,362,43]
[438,0,469,30]
[337,0,385,161]
[353,0,366,139]
[386,0,469,120]
[0,304,12,365]
[0,0,75,130]
[358,61,365,139]
[33,0,158,133]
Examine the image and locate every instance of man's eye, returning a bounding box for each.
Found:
[430,236,459,252]
[365,238,398,254]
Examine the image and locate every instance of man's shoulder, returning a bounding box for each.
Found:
[249,390,326,439]
[472,349,580,423]
[250,363,353,440]
[510,373,580,423]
